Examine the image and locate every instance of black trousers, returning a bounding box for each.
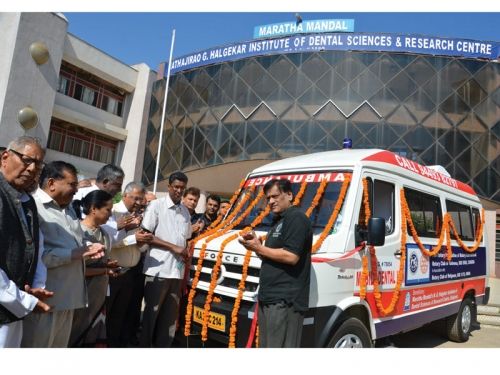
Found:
[106,260,145,347]
[258,301,304,348]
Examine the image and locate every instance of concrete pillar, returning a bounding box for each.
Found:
[120,63,155,185]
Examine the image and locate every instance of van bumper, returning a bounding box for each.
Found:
[177,291,257,348]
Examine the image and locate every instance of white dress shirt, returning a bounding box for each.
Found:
[142,194,192,279]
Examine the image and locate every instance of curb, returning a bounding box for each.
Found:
[477,314,500,327]
[478,305,500,316]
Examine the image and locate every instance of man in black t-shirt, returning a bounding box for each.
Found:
[239,179,312,347]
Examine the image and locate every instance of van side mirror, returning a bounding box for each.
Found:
[367,217,385,246]
[355,217,386,247]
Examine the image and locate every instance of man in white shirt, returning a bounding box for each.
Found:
[140,171,192,347]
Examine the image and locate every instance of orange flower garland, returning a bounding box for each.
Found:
[359,254,369,299]
[293,180,308,206]
[255,326,259,348]
[401,190,450,259]
[200,232,238,340]
[200,187,264,341]
[184,182,252,337]
[447,209,485,253]
[192,178,246,244]
[228,248,252,348]
[360,182,485,316]
[305,178,329,217]
[228,181,313,346]
[311,174,351,253]
[228,203,286,347]
[362,189,407,315]
[359,178,371,299]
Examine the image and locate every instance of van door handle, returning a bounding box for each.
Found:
[394,251,402,256]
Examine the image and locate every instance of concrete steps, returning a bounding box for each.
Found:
[477,305,500,327]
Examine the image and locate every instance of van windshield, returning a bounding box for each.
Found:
[229,171,352,234]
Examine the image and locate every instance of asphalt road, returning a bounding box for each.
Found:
[379,321,500,348]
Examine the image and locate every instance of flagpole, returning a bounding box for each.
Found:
[153,29,176,194]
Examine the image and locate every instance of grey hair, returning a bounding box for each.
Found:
[123,181,146,194]
[96,164,124,183]
[7,136,45,154]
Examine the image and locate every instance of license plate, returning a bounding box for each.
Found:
[193,306,226,332]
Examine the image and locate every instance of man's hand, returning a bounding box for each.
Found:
[106,259,119,269]
[124,215,142,231]
[25,285,53,313]
[24,284,54,300]
[191,220,204,235]
[135,230,153,244]
[171,245,189,262]
[238,230,262,253]
[83,243,106,260]
[116,214,133,231]
[33,299,51,313]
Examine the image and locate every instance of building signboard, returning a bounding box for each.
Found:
[253,19,355,38]
[170,32,500,74]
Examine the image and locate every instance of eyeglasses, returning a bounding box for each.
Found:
[8,149,45,169]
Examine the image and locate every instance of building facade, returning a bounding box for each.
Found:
[143,31,499,273]
[0,12,155,185]
[144,34,499,203]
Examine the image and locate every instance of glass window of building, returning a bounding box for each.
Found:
[48,119,118,164]
[58,61,125,117]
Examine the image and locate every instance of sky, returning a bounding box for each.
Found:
[64,12,500,71]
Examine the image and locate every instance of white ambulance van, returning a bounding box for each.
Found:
[182,148,489,347]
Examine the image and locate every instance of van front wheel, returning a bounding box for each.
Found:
[327,317,372,348]
[446,297,473,343]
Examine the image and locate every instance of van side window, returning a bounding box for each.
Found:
[446,200,474,241]
[373,180,395,235]
[404,188,442,238]
[358,178,394,235]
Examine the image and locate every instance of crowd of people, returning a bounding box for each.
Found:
[1,135,312,349]
[0,135,232,348]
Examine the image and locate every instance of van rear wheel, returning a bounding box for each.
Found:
[446,297,473,343]
[327,317,372,348]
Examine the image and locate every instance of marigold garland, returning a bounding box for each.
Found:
[371,189,408,315]
[360,182,485,316]
[192,178,246,245]
[311,174,351,253]
[362,178,371,226]
[401,190,450,259]
[359,254,369,299]
[200,187,264,341]
[228,248,252,348]
[200,232,239,340]
[359,178,371,300]
[255,326,259,348]
[305,178,329,217]
[184,182,252,337]
[228,181,312,347]
[227,206,278,347]
[293,180,308,206]
[447,209,485,253]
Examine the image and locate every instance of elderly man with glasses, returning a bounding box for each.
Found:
[0,136,53,348]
